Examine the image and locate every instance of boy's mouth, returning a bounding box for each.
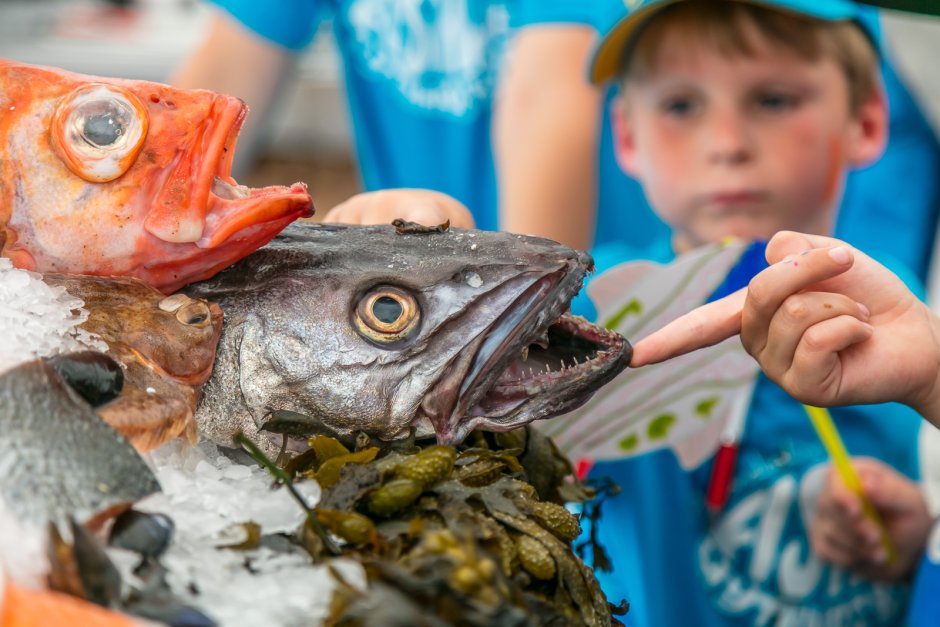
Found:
[708,190,769,207]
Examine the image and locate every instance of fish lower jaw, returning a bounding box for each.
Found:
[440,314,630,442]
[197,182,313,249]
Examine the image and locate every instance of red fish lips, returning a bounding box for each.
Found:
[141,95,313,292]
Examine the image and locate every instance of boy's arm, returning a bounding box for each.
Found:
[493,25,601,250]
[630,231,940,427]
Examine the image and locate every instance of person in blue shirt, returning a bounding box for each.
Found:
[569,1,933,625]
[171,0,597,239]
[172,0,940,281]
[631,228,940,627]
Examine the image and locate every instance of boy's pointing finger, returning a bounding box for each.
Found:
[630,287,746,367]
[630,242,859,368]
[764,230,844,265]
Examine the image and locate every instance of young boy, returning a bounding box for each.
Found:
[576,1,932,625]
[630,230,940,626]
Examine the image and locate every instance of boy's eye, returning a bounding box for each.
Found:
[660,97,699,117]
[756,92,800,112]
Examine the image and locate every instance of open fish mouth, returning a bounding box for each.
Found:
[427,262,632,445]
[145,97,313,248]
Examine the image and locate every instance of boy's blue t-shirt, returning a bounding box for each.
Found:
[590,386,923,627]
[209,1,940,281]
[578,243,926,627]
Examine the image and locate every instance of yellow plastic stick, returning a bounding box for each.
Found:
[802,405,897,564]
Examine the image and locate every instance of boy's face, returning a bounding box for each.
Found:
[613,23,886,252]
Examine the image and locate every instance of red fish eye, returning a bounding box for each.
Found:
[51,84,149,183]
[354,286,420,344]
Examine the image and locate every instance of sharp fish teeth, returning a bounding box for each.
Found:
[521,346,529,361]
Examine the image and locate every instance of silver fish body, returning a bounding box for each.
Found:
[0,359,160,526]
[186,222,631,449]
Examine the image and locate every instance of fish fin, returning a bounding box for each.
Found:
[96,387,195,452]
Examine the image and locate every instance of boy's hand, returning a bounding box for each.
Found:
[631,231,940,421]
[323,189,475,229]
[811,458,931,581]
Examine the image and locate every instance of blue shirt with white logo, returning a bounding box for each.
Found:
[212,0,521,231]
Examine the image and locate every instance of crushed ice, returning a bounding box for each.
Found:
[0,258,106,373]
[133,440,365,626]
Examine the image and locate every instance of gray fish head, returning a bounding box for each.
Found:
[187,222,631,447]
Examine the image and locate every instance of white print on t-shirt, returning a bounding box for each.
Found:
[698,464,905,626]
[347,0,511,117]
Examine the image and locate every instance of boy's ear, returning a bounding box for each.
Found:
[611,96,641,176]
[847,82,888,168]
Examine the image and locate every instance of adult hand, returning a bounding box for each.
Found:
[811,458,931,581]
[323,189,475,229]
[631,231,940,422]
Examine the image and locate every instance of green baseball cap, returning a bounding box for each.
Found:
[590,0,879,85]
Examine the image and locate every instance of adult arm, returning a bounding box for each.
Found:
[170,11,295,174]
[493,25,601,250]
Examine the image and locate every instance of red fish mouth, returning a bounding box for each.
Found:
[144,96,313,248]
[198,177,312,249]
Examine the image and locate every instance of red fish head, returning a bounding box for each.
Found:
[0,59,314,293]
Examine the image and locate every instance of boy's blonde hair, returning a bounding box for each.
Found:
[619,0,878,114]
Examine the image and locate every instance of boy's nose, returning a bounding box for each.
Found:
[705,111,753,166]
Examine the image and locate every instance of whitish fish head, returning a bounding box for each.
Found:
[186,222,631,449]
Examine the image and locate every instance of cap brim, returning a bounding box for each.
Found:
[589,0,683,84]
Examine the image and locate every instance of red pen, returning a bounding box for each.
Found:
[705,386,753,513]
